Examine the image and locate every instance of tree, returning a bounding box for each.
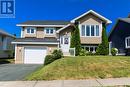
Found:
[70,22,81,56]
[96,23,109,55]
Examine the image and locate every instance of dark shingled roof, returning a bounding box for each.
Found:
[19,20,70,25]
[119,18,130,24]
[13,38,58,43]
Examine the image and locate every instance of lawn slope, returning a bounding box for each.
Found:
[26,56,130,80]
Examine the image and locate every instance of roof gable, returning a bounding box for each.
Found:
[71,10,112,24]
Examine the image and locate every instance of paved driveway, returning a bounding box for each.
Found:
[0,64,41,81]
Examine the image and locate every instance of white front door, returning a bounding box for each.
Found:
[24,47,47,64]
[60,36,70,52]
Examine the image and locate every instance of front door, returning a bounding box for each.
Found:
[60,36,70,52]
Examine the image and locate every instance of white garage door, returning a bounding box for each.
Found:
[24,47,47,64]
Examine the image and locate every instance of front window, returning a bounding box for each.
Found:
[45,28,55,34]
[83,46,97,53]
[86,25,90,36]
[96,25,99,36]
[91,25,95,36]
[126,37,130,48]
[81,25,85,36]
[81,25,100,37]
[26,27,35,34]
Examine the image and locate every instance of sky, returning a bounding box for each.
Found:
[0,0,130,37]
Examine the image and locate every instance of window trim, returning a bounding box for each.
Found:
[26,27,36,34]
[44,27,56,35]
[82,46,98,53]
[80,24,100,37]
[125,36,130,48]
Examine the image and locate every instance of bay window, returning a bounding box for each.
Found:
[81,25,100,37]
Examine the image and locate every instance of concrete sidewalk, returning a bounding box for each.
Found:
[0,78,130,87]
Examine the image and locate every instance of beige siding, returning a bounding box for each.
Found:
[80,37,101,44]
[36,28,44,38]
[78,13,103,44]
[15,45,24,64]
[15,44,58,64]
[22,27,61,38]
[59,27,73,37]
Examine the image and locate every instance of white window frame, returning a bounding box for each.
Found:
[80,24,101,37]
[26,27,36,34]
[125,36,130,48]
[44,27,56,35]
[82,46,98,53]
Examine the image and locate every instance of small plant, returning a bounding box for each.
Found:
[111,48,118,56]
[44,49,63,66]
[44,55,54,66]
[4,50,14,58]
[79,49,87,56]
[52,49,63,60]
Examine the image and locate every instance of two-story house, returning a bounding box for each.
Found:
[12,10,111,64]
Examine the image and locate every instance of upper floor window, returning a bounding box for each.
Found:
[45,27,55,34]
[26,27,36,34]
[81,25,100,37]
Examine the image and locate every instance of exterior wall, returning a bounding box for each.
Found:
[15,44,58,64]
[109,20,130,54]
[0,35,15,58]
[22,27,60,38]
[80,37,101,44]
[78,13,103,44]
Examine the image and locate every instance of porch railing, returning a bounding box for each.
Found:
[58,48,75,57]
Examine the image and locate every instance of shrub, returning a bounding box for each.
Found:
[44,55,54,66]
[86,52,96,56]
[52,49,63,60]
[96,24,109,55]
[4,50,14,58]
[44,49,63,66]
[111,48,118,56]
[70,23,81,56]
[79,49,87,56]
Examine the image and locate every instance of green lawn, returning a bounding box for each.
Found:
[26,56,130,80]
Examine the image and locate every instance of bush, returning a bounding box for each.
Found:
[79,49,87,56]
[44,49,63,66]
[52,49,63,60]
[86,52,96,56]
[4,50,14,58]
[44,55,54,66]
[96,24,109,55]
[111,48,118,56]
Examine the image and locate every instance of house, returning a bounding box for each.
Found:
[109,15,130,55]
[0,29,15,58]
[12,10,112,64]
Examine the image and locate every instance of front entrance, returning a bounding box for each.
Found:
[60,36,70,52]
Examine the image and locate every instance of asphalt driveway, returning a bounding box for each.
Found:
[0,64,41,81]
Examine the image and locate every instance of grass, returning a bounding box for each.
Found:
[26,56,130,80]
[0,58,14,64]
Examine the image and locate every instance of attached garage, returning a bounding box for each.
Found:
[24,47,47,64]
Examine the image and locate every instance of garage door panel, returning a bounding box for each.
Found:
[24,47,47,64]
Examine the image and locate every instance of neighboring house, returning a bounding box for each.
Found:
[109,15,130,55]
[12,10,111,64]
[0,29,15,58]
